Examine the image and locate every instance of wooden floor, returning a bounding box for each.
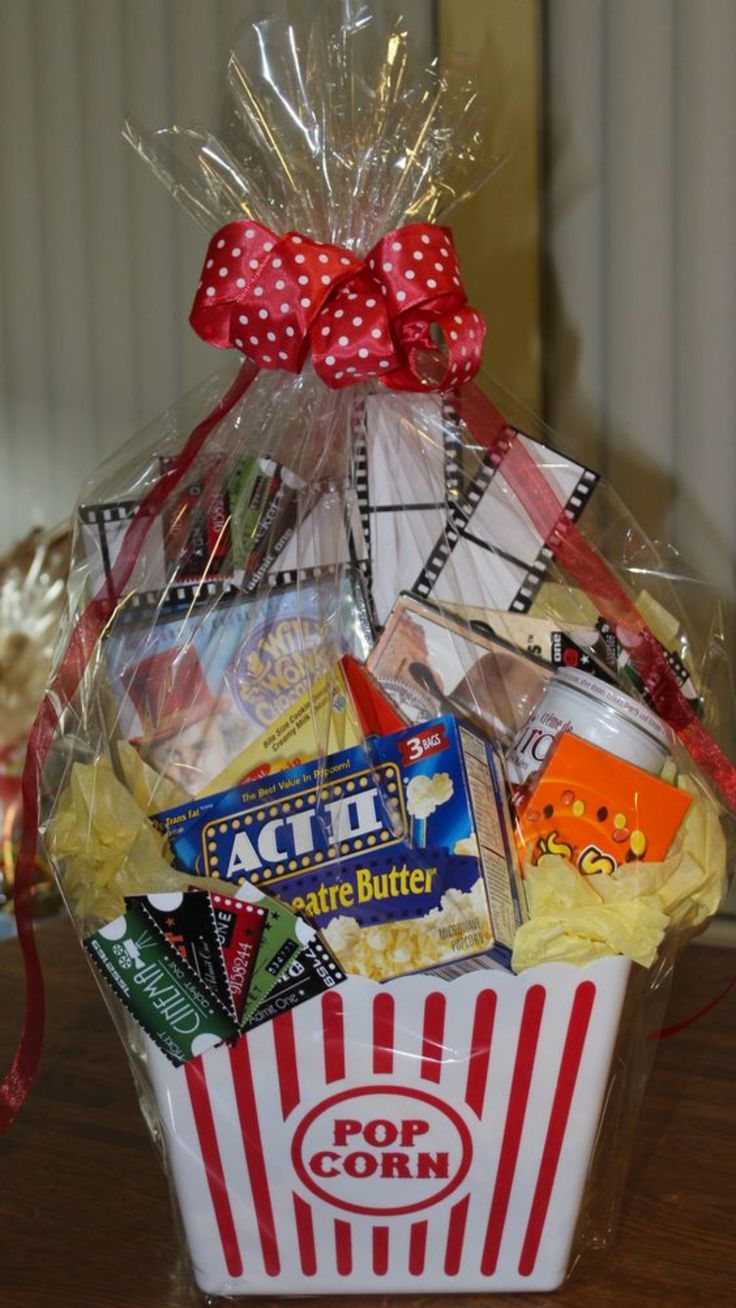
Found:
[1,916,734,1307]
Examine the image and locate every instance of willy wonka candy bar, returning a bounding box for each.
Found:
[102,570,372,795]
[160,714,525,979]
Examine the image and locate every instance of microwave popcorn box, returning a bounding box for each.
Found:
[145,956,631,1295]
[167,715,526,979]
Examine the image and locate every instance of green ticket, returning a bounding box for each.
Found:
[233,881,318,1026]
[85,903,238,1066]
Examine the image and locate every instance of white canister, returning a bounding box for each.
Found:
[505,666,672,785]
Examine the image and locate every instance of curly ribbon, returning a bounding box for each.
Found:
[190,221,485,392]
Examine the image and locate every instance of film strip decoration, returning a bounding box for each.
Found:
[350,398,377,629]
[441,390,469,503]
[107,565,376,657]
[356,393,466,626]
[81,456,370,622]
[351,397,371,555]
[79,485,233,604]
[108,578,246,626]
[271,485,367,578]
[412,429,599,615]
[616,631,703,716]
[78,500,152,605]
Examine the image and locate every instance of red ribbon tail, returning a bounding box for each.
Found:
[652,971,736,1040]
[0,361,259,1133]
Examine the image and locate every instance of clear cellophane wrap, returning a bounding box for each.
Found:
[30,4,735,1299]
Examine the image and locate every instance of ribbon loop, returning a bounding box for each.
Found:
[191,220,485,392]
[310,270,395,387]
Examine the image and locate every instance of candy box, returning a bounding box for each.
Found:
[517,732,692,874]
[158,714,526,979]
[197,663,363,796]
[100,570,372,796]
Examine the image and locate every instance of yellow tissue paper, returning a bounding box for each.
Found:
[512,776,728,972]
[47,756,196,925]
[512,856,668,970]
[117,739,189,815]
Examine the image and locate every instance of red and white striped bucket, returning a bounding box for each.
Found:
[147,956,631,1295]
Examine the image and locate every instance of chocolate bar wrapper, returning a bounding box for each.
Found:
[79,454,287,598]
[228,453,280,568]
[160,453,231,581]
[198,662,362,796]
[84,902,238,1066]
[240,466,317,592]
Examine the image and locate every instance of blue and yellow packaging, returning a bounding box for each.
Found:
[157,715,525,980]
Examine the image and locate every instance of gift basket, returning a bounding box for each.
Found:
[4,3,736,1299]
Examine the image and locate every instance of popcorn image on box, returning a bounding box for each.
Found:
[517,732,692,875]
[163,715,526,979]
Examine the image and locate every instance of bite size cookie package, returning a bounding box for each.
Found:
[157,714,526,981]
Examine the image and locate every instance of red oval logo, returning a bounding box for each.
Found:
[291,1084,473,1217]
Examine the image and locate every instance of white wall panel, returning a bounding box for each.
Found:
[546,0,736,920]
[545,0,736,596]
[0,0,432,549]
[671,0,736,595]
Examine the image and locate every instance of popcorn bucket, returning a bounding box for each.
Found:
[148,956,631,1296]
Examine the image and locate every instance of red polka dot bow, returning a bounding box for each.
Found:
[190,221,485,391]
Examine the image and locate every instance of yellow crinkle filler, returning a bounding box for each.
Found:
[512,775,727,972]
[47,755,196,924]
[116,739,188,814]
